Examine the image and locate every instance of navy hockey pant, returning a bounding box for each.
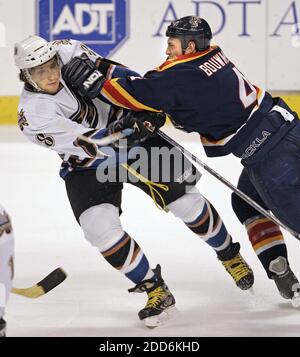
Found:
[241,118,300,234]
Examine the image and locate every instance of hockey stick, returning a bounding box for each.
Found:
[78,128,134,147]
[11,267,67,298]
[158,129,300,239]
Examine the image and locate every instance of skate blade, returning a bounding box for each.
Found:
[143,305,179,329]
[291,293,300,308]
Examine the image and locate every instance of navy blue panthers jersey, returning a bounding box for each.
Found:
[100,46,274,157]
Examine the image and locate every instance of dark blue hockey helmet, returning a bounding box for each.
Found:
[166,16,212,51]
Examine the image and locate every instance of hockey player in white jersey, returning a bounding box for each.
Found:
[14,35,254,328]
[0,205,14,337]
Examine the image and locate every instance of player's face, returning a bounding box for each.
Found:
[165,37,184,59]
[30,57,60,93]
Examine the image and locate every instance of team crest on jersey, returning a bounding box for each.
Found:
[36,0,129,57]
[18,109,29,131]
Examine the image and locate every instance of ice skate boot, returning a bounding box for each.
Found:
[269,256,300,307]
[128,264,177,328]
[217,242,254,290]
[0,318,6,337]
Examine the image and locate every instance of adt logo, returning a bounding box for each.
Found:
[36,0,129,57]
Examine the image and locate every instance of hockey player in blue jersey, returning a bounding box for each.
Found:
[62,16,300,304]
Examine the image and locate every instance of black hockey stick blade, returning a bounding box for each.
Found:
[11,267,67,298]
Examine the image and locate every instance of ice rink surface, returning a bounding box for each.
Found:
[1,125,300,337]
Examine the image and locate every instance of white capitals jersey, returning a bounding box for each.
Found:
[17,40,132,179]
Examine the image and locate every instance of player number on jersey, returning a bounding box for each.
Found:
[232,67,257,109]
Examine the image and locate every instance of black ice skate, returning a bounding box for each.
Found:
[269,256,300,307]
[0,318,6,337]
[217,242,254,290]
[128,265,177,328]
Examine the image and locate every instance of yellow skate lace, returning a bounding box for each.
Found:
[222,253,251,283]
[145,287,166,309]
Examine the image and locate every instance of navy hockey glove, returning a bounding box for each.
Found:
[108,112,149,148]
[108,111,166,148]
[61,53,104,98]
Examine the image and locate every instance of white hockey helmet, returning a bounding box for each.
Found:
[14,35,58,90]
[14,35,57,69]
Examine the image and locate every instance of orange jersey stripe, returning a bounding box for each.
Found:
[102,79,160,112]
[102,81,141,110]
[157,46,218,72]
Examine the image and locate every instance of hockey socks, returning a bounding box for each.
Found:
[245,215,287,278]
[185,200,232,252]
[101,232,154,284]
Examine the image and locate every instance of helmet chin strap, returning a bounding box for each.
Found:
[22,69,42,92]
